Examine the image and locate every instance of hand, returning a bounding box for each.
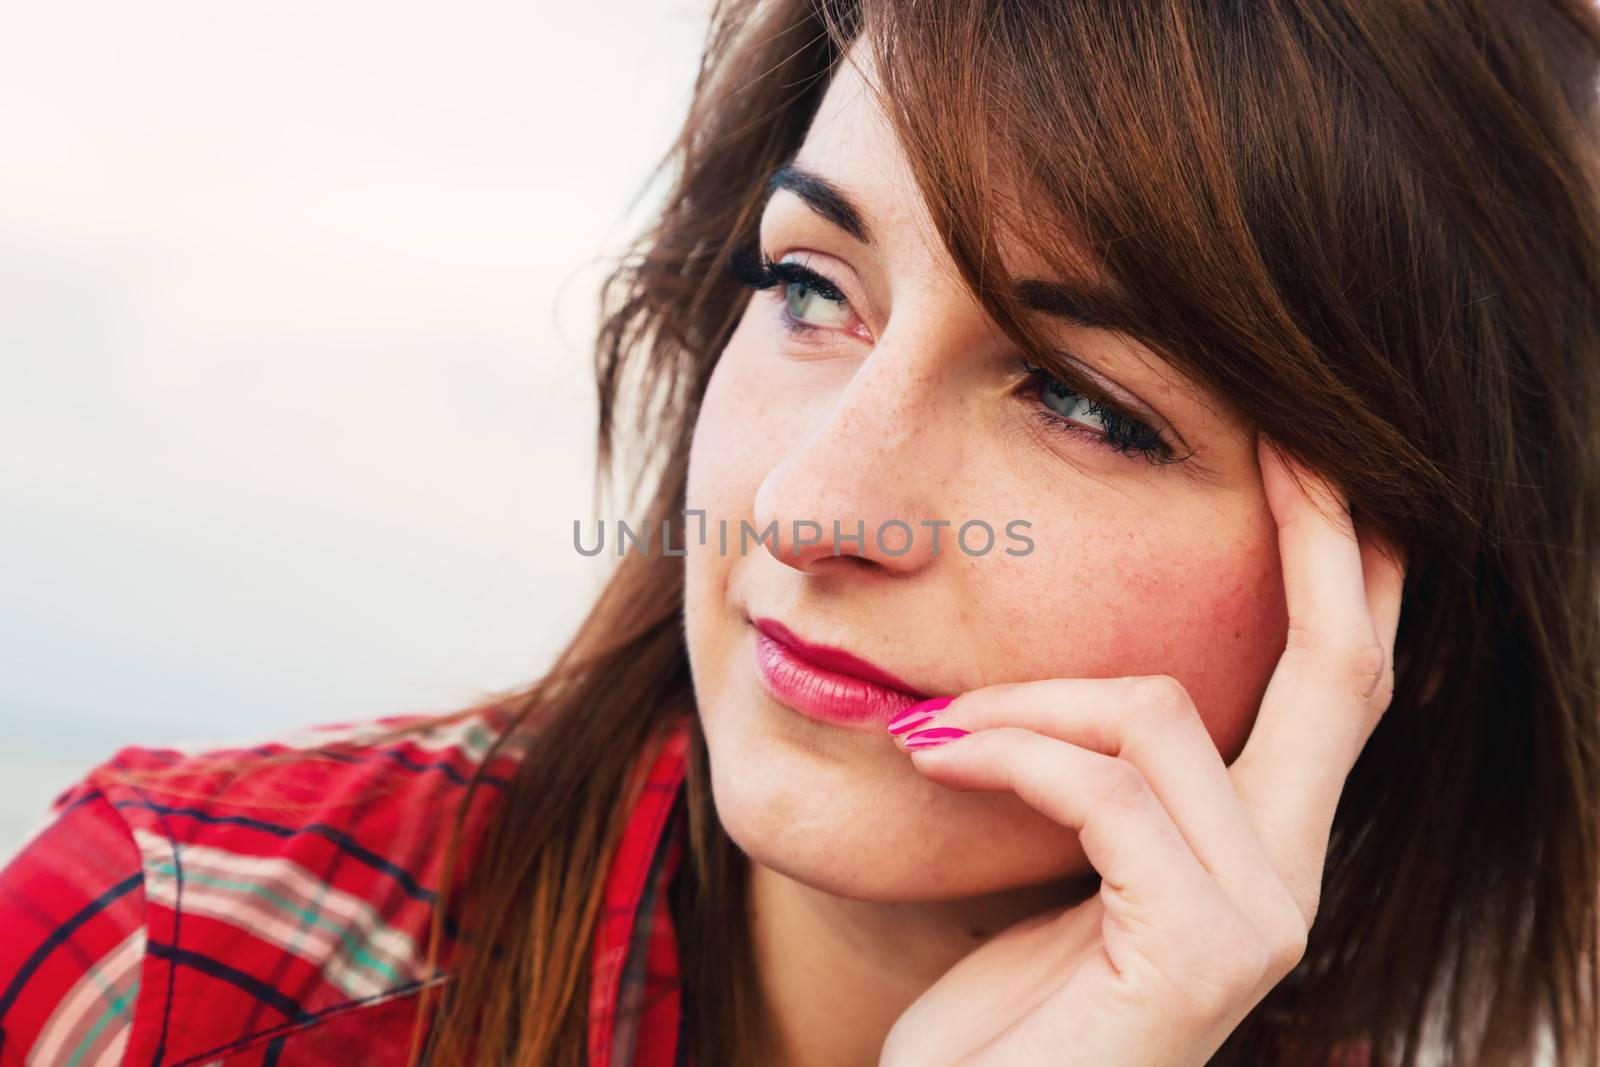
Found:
[877,434,1406,1067]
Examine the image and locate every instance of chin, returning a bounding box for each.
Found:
[706,743,1094,902]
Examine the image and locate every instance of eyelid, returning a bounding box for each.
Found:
[770,250,877,340]
[760,205,882,321]
[1031,349,1189,454]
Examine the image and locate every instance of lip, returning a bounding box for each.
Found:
[749,615,931,728]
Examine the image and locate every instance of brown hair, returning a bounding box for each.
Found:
[398,1,1600,1063]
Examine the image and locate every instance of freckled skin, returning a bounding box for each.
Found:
[680,49,1288,908]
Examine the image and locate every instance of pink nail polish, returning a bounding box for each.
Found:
[903,726,969,749]
[887,695,955,734]
[887,713,935,736]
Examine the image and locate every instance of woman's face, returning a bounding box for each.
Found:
[682,49,1288,901]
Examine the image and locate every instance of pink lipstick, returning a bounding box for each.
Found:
[750,616,929,728]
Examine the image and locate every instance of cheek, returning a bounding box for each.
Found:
[973,504,1287,764]
[683,340,744,629]
[683,322,786,701]
[685,319,787,517]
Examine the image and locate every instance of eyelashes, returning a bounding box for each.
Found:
[1018,357,1181,465]
[725,244,1186,466]
[726,247,846,337]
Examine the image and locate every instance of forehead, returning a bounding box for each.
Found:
[789,51,936,240]
[798,47,892,165]
[786,47,1053,284]
[787,49,1126,323]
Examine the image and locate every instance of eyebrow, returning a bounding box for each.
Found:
[764,161,1126,332]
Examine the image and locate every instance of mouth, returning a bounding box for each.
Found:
[747,614,936,728]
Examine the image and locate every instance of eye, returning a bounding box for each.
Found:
[726,244,1189,468]
[727,247,855,337]
[1020,357,1185,465]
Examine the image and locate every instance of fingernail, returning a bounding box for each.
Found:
[903,726,969,749]
[887,695,955,734]
[886,713,936,736]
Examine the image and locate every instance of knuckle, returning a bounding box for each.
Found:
[1347,639,1388,701]
[1290,630,1390,705]
[1270,924,1310,978]
[1263,893,1311,976]
[1223,926,1275,990]
[1368,665,1396,716]
[1229,938,1275,998]
[1184,931,1269,1019]
[1126,675,1195,729]
[1095,760,1150,810]
[1297,877,1323,931]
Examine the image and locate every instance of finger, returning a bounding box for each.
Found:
[1354,517,1407,740]
[1256,434,1373,648]
[1357,515,1406,672]
[896,678,1307,953]
[906,728,1268,1009]
[907,726,1230,910]
[1230,436,1388,916]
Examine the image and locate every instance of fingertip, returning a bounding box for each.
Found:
[1263,437,1352,528]
[903,727,971,752]
[1257,432,1282,475]
[1258,433,1317,532]
[1257,433,1293,520]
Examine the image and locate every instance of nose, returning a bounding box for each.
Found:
[751,341,961,576]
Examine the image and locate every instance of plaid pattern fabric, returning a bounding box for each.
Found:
[587,721,690,1067]
[0,711,695,1067]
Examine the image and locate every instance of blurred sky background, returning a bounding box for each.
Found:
[0,0,714,852]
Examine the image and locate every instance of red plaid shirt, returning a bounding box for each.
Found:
[0,711,694,1067]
